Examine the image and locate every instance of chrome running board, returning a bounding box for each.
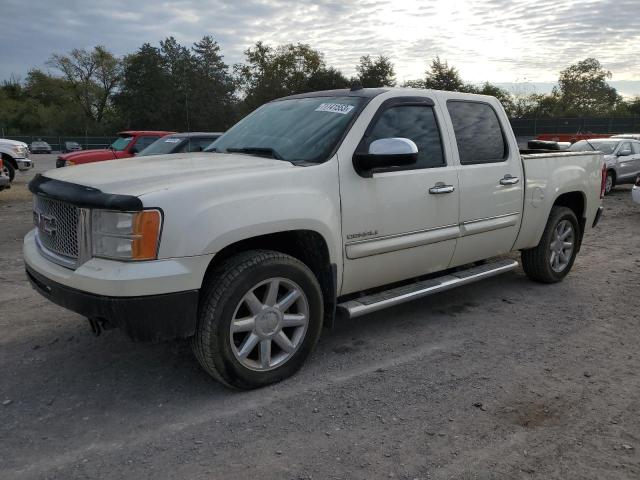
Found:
[337,258,518,319]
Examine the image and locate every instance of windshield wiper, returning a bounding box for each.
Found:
[226,147,284,160]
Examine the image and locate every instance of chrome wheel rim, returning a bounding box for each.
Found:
[605,174,613,193]
[230,277,309,371]
[549,219,574,273]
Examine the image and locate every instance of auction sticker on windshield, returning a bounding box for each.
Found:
[315,103,355,115]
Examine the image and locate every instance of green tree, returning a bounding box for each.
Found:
[48,46,122,125]
[423,57,465,91]
[355,55,396,87]
[190,36,237,130]
[235,42,341,113]
[555,58,621,116]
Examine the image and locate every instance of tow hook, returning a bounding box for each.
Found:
[87,317,113,336]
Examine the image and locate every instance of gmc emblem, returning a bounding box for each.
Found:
[33,212,57,237]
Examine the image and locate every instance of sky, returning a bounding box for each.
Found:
[2,0,640,96]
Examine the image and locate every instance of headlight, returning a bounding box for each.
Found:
[12,146,26,157]
[92,209,162,261]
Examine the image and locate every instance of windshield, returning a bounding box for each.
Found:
[569,140,619,155]
[138,136,185,156]
[208,96,364,163]
[110,136,133,151]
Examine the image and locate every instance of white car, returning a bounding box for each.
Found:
[0,138,32,181]
[24,87,604,389]
[612,133,640,141]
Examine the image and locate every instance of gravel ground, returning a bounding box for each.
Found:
[1,155,639,480]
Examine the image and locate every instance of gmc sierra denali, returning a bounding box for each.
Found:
[24,87,605,389]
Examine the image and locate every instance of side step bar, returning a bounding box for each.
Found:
[337,258,519,319]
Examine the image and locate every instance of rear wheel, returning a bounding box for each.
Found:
[192,250,323,389]
[521,206,580,283]
[605,170,615,195]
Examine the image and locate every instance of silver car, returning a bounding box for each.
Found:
[569,139,640,194]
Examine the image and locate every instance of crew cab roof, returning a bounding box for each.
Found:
[276,88,389,101]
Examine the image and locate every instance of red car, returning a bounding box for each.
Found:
[56,130,175,167]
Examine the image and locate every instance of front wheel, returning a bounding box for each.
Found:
[192,250,323,389]
[2,160,15,182]
[521,206,580,283]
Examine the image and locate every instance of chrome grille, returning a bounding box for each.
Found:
[33,196,79,260]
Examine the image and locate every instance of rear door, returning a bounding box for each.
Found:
[618,141,640,181]
[444,99,524,266]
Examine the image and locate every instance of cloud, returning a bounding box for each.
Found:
[2,0,639,92]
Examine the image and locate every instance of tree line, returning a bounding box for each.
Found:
[1,36,639,136]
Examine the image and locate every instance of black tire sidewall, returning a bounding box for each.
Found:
[3,161,15,182]
[203,258,323,389]
[605,171,614,195]
[540,208,580,282]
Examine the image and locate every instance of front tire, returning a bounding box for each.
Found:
[2,160,15,182]
[521,206,580,283]
[192,250,323,389]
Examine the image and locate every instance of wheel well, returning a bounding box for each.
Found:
[1,153,17,168]
[553,191,586,249]
[202,230,337,328]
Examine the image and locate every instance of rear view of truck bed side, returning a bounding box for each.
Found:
[514,151,604,252]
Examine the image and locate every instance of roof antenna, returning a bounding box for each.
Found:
[350,80,363,91]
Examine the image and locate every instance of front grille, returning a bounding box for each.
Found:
[33,196,79,260]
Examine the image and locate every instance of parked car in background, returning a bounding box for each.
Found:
[612,134,640,141]
[633,176,640,204]
[25,87,604,389]
[62,141,82,153]
[30,141,52,154]
[56,130,174,167]
[0,138,32,181]
[569,138,640,194]
[0,159,11,191]
[138,132,223,157]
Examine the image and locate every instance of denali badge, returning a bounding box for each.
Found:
[34,212,57,237]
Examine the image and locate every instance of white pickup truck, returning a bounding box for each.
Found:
[24,88,605,389]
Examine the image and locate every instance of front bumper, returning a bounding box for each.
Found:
[26,265,198,341]
[16,158,33,170]
[24,230,215,341]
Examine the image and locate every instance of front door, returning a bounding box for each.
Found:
[444,99,524,266]
[338,96,460,295]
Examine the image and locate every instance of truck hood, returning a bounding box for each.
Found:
[0,138,28,148]
[42,152,294,196]
[58,149,118,163]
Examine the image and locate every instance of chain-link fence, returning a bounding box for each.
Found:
[4,136,118,151]
[510,116,640,137]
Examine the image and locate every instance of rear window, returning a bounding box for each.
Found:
[447,101,507,165]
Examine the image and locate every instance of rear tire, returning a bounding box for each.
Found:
[605,171,615,195]
[521,206,580,283]
[192,250,323,389]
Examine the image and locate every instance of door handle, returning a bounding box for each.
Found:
[500,175,520,186]
[429,183,455,194]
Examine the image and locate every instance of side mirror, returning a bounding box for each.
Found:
[353,138,418,177]
[618,149,632,157]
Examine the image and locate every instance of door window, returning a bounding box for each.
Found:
[447,101,507,165]
[362,105,445,169]
[632,142,640,154]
